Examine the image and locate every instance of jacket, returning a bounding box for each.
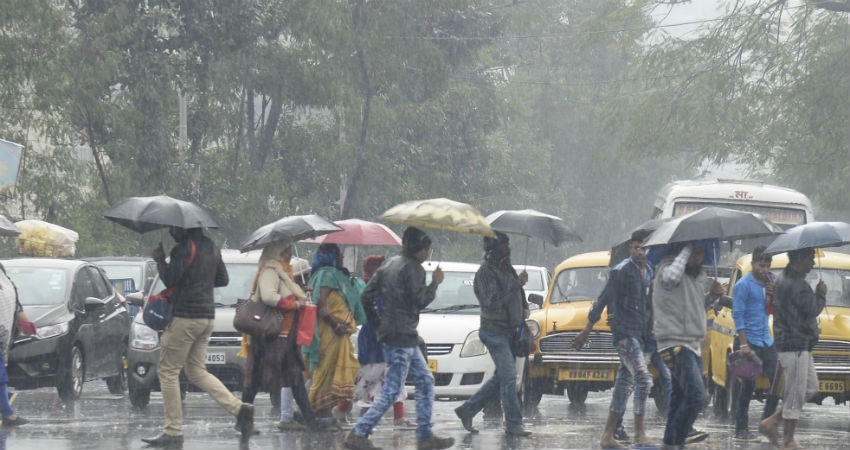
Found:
[475,258,528,335]
[652,247,712,354]
[253,261,306,336]
[773,266,825,352]
[360,252,438,347]
[157,232,228,319]
[732,272,774,347]
[588,257,652,344]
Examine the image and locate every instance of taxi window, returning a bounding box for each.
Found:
[772,268,850,308]
[551,267,608,303]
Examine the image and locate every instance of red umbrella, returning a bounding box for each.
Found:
[301,218,402,246]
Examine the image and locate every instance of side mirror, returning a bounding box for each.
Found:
[84,296,107,308]
[528,293,544,308]
[717,295,733,310]
[126,292,146,307]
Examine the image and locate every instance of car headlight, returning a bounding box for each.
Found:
[459,330,488,357]
[36,322,70,340]
[525,319,541,339]
[130,321,159,350]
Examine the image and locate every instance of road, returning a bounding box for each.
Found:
[3,383,849,449]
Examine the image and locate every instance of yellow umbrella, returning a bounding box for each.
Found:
[380,198,495,238]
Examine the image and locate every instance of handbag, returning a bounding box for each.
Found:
[233,298,284,338]
[510,321,534,357]
[296,303,317,346]
[727,349,763,381]
[143,241,196,331]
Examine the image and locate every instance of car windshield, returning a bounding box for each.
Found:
[522,269,545,291]
[151,262,258,306]
[99,265,142,289]
[423,270,479,313]
[5,266,69,305]
[772,268,850,308]
[551,266,608,303]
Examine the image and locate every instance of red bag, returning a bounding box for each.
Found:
[296,304,317,346]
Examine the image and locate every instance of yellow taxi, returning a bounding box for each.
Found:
[708,251,850,416]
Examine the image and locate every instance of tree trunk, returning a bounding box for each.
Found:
[251,87,285,172]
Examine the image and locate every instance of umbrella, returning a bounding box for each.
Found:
[301,218,402,246]
[240,214,342,252]
[609,217,672,267]
[0,215,20,237]
[380,198,494,237]
[485,209,582,247]
[104,195,219,233]
[763,221,850,255]
[642,206,784,247]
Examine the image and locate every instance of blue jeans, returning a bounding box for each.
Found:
[610,337,652,416]
[0,384,13,418]
[456,329,522,429]
[352,345,434,441]
[661,346,705,447]
[733,341,778,432]
[616,349,672,429]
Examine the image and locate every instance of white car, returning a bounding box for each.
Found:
[514,265,550,310]
[409,261,528,399]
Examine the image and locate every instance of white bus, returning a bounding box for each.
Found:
[651,179,815,269]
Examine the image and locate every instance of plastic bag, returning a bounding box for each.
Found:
[15,220,79,257]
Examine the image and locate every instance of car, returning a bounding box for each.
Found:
[514,265,550,310]
[409,261,530,400]
[2,258,131,403]
[708,250,850,417]
[125,249,263,408]
[86,256,158,317]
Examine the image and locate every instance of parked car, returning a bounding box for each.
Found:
[514,265,550,310]
[708,250,850,417]
[86,256,157,317]
[125,249,262,408]
[409,261,530,400]
[2,258,131,403]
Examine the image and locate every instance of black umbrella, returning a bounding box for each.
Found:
[0,215,20,237]
[609,217,672,267]
[104,195,219,233]
[764,221,850,255]
[643,206,784,247]
[239,214,343,252]
[485,209,582,246]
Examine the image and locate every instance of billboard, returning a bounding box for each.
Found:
[0,139,23,194]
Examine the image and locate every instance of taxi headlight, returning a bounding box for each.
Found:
[460,330,488,357]
[130,322,159,350]
[525,319,541,339]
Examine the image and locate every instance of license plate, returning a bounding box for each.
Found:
[819,380,845,393]
[427,359,437,372]
[558,368,614,381]
[206,352,226,365]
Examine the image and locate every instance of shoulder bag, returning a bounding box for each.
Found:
[233,267,285,338]
[143,241,196,331]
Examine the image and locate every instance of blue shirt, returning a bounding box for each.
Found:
[589,257,653,344]
[732,272,774,347]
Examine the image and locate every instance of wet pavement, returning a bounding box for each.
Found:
[3,383,849,450]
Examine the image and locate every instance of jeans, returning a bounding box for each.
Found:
[352,345,434,441]
[456,329,523,429]
[616,349,671,429]
[0,384,13,418]
[610,337,652,416]
[733,341,778,431]
[661,346,705,447]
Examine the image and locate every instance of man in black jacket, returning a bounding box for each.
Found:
[759,247,826,450]
[345,227,454,450]
[142,227,254,447]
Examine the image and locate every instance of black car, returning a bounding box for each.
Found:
[86,256,157,317]
[3,258,131,403]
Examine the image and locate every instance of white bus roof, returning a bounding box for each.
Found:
[653,179,813,211]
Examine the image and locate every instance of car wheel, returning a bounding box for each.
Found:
[57,344,84,403]
[566,382,588,406]
[519,362,544,411]
[105,346,128,395]
[128,375,151,409]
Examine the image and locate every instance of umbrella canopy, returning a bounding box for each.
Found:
[301,218,402,246]
[240,214,342,252]
[0,215,20,237]
[380,198,494,237]
[609,217,673,267]
[643,206,784,247]
[485,209,582,247]
[764,221,850,255]
[104,195,219,233]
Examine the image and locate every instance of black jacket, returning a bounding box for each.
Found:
[475,258,528,335]
[157,232,228,319]
[773,266,825,352]
[361,252,438,347]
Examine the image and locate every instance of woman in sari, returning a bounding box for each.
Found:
[303,244,366,419]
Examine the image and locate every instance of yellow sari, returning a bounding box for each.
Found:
[308,289,359,412]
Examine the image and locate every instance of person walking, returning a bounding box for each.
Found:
[652,241,723,450]
[759,247,826,450]
[303,244,365,420]
[344,227,454,450]
[454,231,532,437]
[573,230,656,449]
[142,227,254,447]
[0,263,34,427]
[731,245,779,441]
[239,241,335,432]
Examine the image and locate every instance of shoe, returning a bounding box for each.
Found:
[233,423,261,435]
[505,425,532,437]
[613,425,630,442]
[344,432,383,450]
[141,433,184,448]
[685,428,708,444]
[394,418,417,430]
[734,429,759,441]
[332,405,348,424]
[2,416,28,427]
[454,406,478,434]
[417,434,455,450]
[236,403,254,441]
[307,417,340,432]
[277,420,305,431]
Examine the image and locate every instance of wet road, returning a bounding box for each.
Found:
[4,383,849,450]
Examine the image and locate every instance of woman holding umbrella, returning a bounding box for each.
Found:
[304,244,366,418]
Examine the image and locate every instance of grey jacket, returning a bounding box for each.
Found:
[652,253,711,353]
[361,252,438,347]
[475,258,528,335]
[773,266,825,352]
